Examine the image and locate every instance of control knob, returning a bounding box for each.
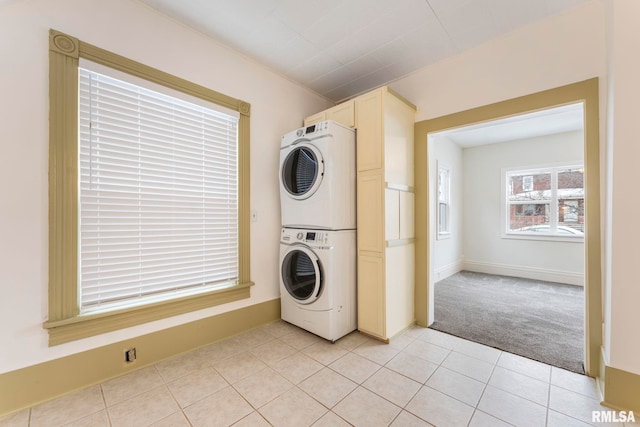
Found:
[296,232,304,240]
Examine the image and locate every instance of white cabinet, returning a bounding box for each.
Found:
[304,86,415,342]
[304,100,355,128]
[303,111,326,127]
[399,191,415,240]
[355,90,383,171]
[357,171,384,254]
[357,254,385,337]
[355,87,416,341]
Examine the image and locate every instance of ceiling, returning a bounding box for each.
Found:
[139,0,588,102]
[432,102,584,148]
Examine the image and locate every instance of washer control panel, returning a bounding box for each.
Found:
[281,228,329,245]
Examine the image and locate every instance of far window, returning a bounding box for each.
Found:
[437,165,450,238]
[505,165,584,238]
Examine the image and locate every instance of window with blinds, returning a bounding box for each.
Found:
[78,66,240,312]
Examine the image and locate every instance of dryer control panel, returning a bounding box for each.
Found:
[281,119,354,149]
[295,121,329,138]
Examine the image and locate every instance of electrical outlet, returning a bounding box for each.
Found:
[124,347,136,363]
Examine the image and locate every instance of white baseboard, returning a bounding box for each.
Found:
[462,260,584,286]
[434,259,464,282]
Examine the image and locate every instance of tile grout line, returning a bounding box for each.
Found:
[311,334,389,424]
[390,331,448,425]
[97,382,113,427]
[275,331,349,425]
[215,327,338,424]
[152,363,191,427]
[159,341,240,426]
[158,365,197,426]
[466,349,506,427]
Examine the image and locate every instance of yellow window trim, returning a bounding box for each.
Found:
[46,29,252,346]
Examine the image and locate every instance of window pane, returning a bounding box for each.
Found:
[438,168,449,203]
[557,167,584,233]
[508,170,551,233]
[509,203,549,232]
[438,202,448,233]
[508,171,551,202]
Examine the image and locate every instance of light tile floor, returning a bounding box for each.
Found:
[1,322,638,427]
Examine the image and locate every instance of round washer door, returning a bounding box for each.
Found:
[281,143,324,200]
[281,246,323,304]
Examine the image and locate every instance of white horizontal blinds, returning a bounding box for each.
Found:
[79,67,239,311]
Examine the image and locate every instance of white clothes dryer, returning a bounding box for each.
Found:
[279,227,356,342]
[279,120,356,230]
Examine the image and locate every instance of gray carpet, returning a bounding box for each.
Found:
[431,271,585,374]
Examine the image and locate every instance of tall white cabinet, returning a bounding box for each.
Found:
[304,87,416,342]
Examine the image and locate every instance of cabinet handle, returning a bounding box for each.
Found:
[386,238,415,247]
[385,182,415,193]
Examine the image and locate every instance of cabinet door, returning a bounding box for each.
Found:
[355,89,383,172]
[399,191,415,239]
[383,90,415,186]
[357,171,384,253]
[385,244,414,338]
[326,101,355,127]
[303,111,326,126]
[385,188,400,241]
[357,253,385,339]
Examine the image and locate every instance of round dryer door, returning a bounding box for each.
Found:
[281,144,324,200]
[281,246,323,304]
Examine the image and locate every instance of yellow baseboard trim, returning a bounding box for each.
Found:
[603,364,640,413]
[0,298,281,416]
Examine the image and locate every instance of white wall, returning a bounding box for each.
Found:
[429,136,463,280]
[0,0,331,374]
[390,0,640,377]
[461,132,585,284]
[391,0,607,123]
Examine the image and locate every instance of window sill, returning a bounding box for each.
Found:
[43,281,254,346]
[501,233,584,243]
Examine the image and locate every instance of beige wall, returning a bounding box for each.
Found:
[604,0,640,375]
[0,0,330,374]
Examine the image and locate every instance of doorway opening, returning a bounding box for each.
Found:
[413,78,602,377]
[427,103,585,373]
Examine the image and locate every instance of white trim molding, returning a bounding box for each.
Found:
[463,260,584,286]
[434,259,464,282]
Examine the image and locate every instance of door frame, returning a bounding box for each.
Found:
[413,78,602,376]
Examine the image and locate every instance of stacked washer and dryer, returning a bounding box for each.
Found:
[278,120,357,342]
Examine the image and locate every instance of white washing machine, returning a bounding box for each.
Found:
[279,227,356,342]
[279,120,356,230]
